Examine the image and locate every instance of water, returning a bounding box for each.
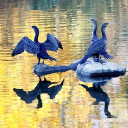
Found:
[0,0,128,127]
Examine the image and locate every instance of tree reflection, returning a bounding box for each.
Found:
[13,77,64,108]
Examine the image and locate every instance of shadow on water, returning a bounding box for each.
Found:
[13,77,64,108]
[79,75,118,118]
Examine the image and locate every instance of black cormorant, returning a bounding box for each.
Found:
[87,19,113,60]
[80,22,113,64]
[11,26,63,64]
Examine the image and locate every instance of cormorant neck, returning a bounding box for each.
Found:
[92,22,97,37]
[34,29,39,42]
[101,27,107,39]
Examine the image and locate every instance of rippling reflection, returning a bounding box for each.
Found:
[80,80,116,118]
[0,0,128,127]
[13,76,64,108]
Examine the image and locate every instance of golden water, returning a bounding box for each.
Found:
[0,0,128,128]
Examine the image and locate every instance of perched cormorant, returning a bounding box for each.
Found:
[88,19,113,60]
[11,26,63,64]
[80,22,113,64]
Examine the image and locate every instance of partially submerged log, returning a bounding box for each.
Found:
[34,58,126,77]
[34,59,80,76]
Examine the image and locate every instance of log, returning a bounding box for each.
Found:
[33,59,80,76]
[34,58,126,78]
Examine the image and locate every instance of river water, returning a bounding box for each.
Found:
[0,0,128,128]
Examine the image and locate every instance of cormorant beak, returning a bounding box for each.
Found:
[85,19,92,22]
[28,26,32,28]
[107,23,113,26]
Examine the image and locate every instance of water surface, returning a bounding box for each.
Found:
[0,0,128,128]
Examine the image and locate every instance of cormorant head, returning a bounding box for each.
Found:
[28,26,39,34]
[102,23,111,28]
[86,19,97,23]
[90,19,96,23]
[31,26,39,33]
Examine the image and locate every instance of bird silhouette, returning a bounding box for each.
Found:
[80,21,113,64]
[13,77,64,108]
[11,26,63,64]
[89,19,113,60]
[80,82,116,118]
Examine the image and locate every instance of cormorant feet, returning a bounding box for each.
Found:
[94,58,98,62]
[94,58,106,64]
[99,60,106,64]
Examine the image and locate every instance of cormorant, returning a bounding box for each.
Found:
[80,22,113,64]
[88,19,113,60]
[11,26,63,64]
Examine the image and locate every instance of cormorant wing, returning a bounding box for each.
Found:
[11,36,40,56]
[43,33,63,52]
[86,39,106,56]
[90,36,99,45]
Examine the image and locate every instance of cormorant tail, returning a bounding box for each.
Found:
[58,41,63,49]
[80,55,89,64]
[49,56,57,61]
[11,51,15,56]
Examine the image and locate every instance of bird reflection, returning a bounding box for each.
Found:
[80,81,117,118]
[13,77,64,108]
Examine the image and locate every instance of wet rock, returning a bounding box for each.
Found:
[76,58,126,78]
